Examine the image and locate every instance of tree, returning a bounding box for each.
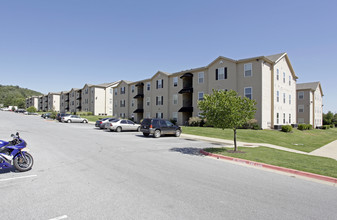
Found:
[198,89,256,151]
[323,111,334,125]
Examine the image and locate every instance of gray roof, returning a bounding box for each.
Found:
[297,82,320,91]
[265,53,286,63]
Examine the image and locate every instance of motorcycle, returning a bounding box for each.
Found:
[0,132,34,172]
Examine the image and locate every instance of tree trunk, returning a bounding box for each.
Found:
[233,128,237,152]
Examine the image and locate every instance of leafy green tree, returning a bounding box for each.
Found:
[198,89,257,151]
[323,111,334,125]
[26,106,37,113]
[333,113,337,126]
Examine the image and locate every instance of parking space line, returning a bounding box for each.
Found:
[0,174,37,182]
[49,215,68,220]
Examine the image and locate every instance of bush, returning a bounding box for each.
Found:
[188,117,202,126]
[241,119,258,129]
[77,111,93,116]
[26,106,37,113]
[50,111,57,119]
[322,125,330,130]
[298,124,313,130]
[330,124,334,128]
[252,124,260,130]
[281,125,292,132]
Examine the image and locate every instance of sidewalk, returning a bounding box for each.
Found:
[181,133,337,160]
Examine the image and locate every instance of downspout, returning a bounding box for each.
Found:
[271,64,274,129]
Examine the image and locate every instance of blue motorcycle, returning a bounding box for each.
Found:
[0,132,34,172]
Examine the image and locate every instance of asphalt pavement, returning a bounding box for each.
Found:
[0,111,336,220]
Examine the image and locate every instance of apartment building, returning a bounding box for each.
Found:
[37,96,43,111]
[60,91,70,113]
[47,92,60,112]
[296,82,323,128]
[26,96,39,109]
[113,53,298,129]
[81,81,119,115]
[68,88,81,113]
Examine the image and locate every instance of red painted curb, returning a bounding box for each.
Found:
[200,150,337,184]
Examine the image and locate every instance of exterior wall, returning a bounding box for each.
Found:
[60,92,69,113]
[93,87,106,115]
[69,90,77,113]
[129,83,137,121]
[48,94,60,112]
[143,79,152,119]
[81,85,91,113]
[43,95,48,111]
[113,81,130,118]
[151,73,169,120]
[314,87,323,127]
[105,86,114,116]
[38,96,43,111]
[261,61,272,128]
[273,57,296,127]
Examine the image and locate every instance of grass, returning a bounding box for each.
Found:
[79,115,113,122]
[182,126,337,152]
[204,147,337,178]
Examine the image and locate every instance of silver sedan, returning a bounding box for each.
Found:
[107,119,140,132]
[61,115,88,123]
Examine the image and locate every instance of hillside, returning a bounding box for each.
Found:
[0,85,43,108]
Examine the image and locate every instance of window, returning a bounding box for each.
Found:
[283,72,286,83]
[277,113,279,124]
[277,91,279,102]
[146,97,150,106]
[173,94,178,105]
[172,112,178,121]
[156,112,163,118]
[120,100,126,107]
[289,76,291,86]
[244,87,252,100]
[131,100,134,107]
[147,82,151,91]
[131,85,135,93]
[120,87,125,94]
[216,67,227,80]
[198,72,204,84]
[298,105,304,113]
[276,69,279,80]
[156,79,163,89]
[156,96,163,105]
[146,112,150,118]
[298,118,304,124]
[283,93,286,103]
[289,95,291,104]
[198,92,204,101]
[244,63,252,77]
[283,113,285,124]
[114,88,118,95]
[289,114,291,124]
[173,77,178,87]
[298,91,304,99]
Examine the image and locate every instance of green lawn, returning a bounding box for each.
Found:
[80,115,113,122]
[182,126,337,152]
[204,147,337,178]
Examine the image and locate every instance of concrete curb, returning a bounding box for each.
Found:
[200,150,337,184]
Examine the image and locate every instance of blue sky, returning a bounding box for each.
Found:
[0,0,336,112]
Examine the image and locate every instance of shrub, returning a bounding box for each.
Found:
[188,117,202,126]
[26,106,37,113]
[241,119,258,129]
[50,111,57,119]
[281,125,292,132]
[322,125,330,130]
[307,124,313,130]
[330,124,334,128]
[252,123,260,130]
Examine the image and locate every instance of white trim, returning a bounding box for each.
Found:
[244,63,252,77]
[244,87,252,100]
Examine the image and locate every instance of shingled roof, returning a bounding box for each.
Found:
[297,82,323,96]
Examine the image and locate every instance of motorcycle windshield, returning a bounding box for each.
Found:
[0,140,9,147]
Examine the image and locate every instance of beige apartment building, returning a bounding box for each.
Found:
[113,53,298,129]
[60,91,70,113]
[81,81,119,115]
[26,96,39,109]
[296,82,323,128]
[47,92,60,112]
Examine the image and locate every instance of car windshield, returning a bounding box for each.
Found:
[111,119,119,123]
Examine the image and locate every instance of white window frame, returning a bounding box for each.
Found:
[283,113,286,124]
[289,95,291,104]
[172,112,178,121]
[146,97,150,106]
[198,92,204,101]
[218,68,225,80]
[173,77,178,87]
[114,88,118,95]
[131,99,135,107]
[276,69,279,80]
[283,93,286,103]
[298,105,304,113]
[244,63,252,77]
[276,113,279,124]
[244,87,252,100]
[157,79,163,89]
[173,94,178,105]
[298,91,304,99]
[283,72,286,83]
[289,76,291,86]
[147,82,151,91]
[198,72,204,84]
[131,85,135,93]
[146,112,150,118]
[277,91,279,102]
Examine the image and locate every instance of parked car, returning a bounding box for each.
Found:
[57,113,70,122]
[100,118,118,129]
[107,119,140,132]
[61,115,88,123]
[95,118,113,129]
[140,118,181,138]
[42,113,51,119]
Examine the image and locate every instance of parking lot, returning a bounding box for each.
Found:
[1,111,337,220]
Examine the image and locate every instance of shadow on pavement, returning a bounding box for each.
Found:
[0,166,16,174]
[170,147,203,156]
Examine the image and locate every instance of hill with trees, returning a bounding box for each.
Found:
[0,85,43,108]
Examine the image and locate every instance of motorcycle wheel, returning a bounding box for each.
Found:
[13,152,34,172]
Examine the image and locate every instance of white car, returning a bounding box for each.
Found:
[61,115,88,123]
[107,119,140,132]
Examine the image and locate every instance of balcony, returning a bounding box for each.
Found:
[133,109,144,113]
[133,94,144,99]
[178,87,193,94]
[178,107,193,112]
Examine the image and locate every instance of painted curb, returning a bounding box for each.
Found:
[200,150,337,184]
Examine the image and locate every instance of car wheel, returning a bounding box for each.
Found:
[153,129,161,138]
[67,119,71,123]
[137,126,141,132]
[83,120,88,123]
[175,129,181,137]
[116,126,122,132]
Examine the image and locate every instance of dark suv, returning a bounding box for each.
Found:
[140,118,181,138]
